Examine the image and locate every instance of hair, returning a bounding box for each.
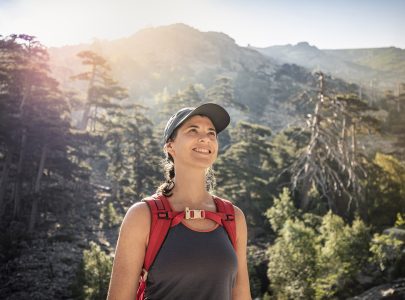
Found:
[156,118,217,197]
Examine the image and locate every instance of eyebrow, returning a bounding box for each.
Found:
[185,124,216,132]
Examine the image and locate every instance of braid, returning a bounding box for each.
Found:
[156,155,176,197]
[205,165,216,193]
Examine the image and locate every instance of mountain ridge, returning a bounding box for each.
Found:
[48,23,359,130]
[253,42,405,90]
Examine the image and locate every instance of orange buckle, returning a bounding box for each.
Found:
[185,207,206,219]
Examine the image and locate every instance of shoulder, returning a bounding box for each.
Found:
[119,201,151,248]
[232,204,248,242]
[124,201,151,225]
[232,204,247,227]
[232,204,245,219]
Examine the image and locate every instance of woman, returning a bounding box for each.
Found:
[107,103,251,299]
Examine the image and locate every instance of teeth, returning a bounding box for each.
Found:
[194,148,210,153]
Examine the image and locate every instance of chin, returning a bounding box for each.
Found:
[188,158,215,169]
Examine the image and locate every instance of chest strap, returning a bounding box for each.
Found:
[170,209,224,227]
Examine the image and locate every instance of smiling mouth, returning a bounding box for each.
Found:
[193,148,211,154]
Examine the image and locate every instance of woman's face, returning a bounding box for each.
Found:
[165,115,219,169]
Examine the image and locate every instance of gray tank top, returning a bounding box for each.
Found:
[145,221,238,300]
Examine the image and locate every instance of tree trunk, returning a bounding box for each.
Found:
[92,105,98,132]
[134,147,142,196]
[19,83,32,113]
[13,128,27,219]
[0,148,12,218]
[299,178,312,210]
[29,143,48,233]
[299,73,324,210]
[341,116,348,164]
[79,65,97,130]
[351,123,357,163]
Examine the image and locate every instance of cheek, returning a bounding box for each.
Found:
[212,142,219,155]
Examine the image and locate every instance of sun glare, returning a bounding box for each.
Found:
[1,0,219,47]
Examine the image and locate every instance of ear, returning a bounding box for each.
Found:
[165,142,175,157]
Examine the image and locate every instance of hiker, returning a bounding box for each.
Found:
[107,103,251,300]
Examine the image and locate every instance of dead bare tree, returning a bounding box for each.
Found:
[291,72,376,212]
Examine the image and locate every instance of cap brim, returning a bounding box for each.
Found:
[180,103,230,134]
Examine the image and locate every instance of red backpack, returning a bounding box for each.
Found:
[136,193,237,300]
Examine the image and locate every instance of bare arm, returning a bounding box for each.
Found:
[107,202,150,300]
[232,205,252,300]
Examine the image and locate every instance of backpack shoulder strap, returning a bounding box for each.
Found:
[137,194,173,300]
[213,195,237,250]
[141,194,173,273]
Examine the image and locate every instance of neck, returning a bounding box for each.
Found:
[170,163,212,208]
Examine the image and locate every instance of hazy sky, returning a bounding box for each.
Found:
[1,0,404,49]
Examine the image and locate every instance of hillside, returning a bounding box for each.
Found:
[48,24,357,131]
[254,42,405,91]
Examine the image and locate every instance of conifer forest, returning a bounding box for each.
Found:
[1,24,405,299]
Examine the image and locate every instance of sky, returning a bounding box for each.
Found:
[1,0,404,49]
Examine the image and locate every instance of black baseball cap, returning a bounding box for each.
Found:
[163,102,230,145]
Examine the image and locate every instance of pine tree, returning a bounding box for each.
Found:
[158,84,204,124]
[267,219,317,299]
[215,121,276,227]
[0,34,81,232]
[103,103,161,204]
[205,76,247,111]
[72,50,127,132]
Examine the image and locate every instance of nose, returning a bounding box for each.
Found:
[198,132,210,142]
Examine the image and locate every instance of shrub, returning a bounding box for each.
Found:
[265,187,297,233]
[370,232,403,272]
[82,241,113,300]
[314,212,370,299]
[266,209,372,299]
[101,202,122,228]
[267,219,317,299]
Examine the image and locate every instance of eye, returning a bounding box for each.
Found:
[208,131,216,136]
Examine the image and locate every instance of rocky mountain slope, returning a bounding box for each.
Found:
[48,24,357,131]
[254,42,405,91]
[0,181,116,299]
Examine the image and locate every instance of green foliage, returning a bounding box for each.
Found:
[267,219,317,299]
[314,213,370,299]
[0,34,83,229]
[101,203,122,228]
[73,50,128,131]
[215,121,276,227]
[364,153,405,227]
[395,213,405,228]
[370,233,404,272]
[205,77,247,111]
[265,187,297,233]
[157,84,203,123]
[374,153,405,190]
[267,209,372,299]
[82,241,113,300]
[262,292,271,300]
[103,104,161,203]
